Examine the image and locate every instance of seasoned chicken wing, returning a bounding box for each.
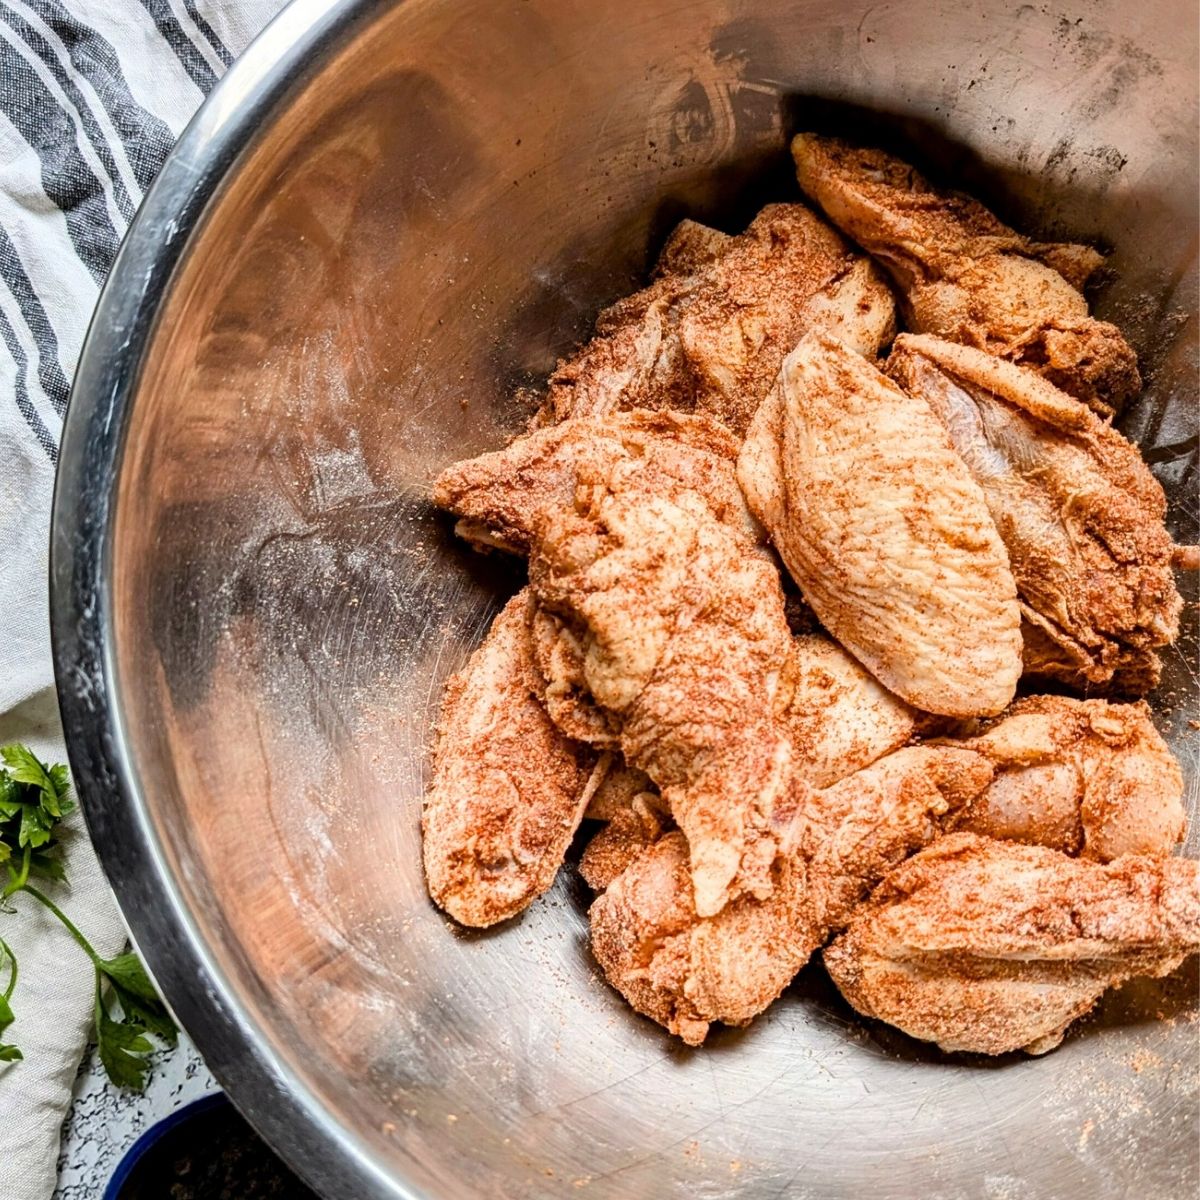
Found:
[887,335,1181,691]
[577,635,918,892]
[422,590,597,927]
[432,408,758,556]
[650,218,732,279]
[549,203,896,434]
[528,603,623,749]
[949,696,1185,860]
[824,833,1200,1055]
[792,133,1139,417]
[582,754,657,822]
[785,634,920,787]
[589,746,993,1044]
[579,796,671,892]
[738,330,1022,717]
[531,483,796,917]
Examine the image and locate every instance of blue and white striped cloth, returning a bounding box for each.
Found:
[0,5,283,1196]
[1,0,283,714]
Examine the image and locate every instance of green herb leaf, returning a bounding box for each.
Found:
[2,744,54,791]
[114,990,178,1046]
[99,953,178,1046]
[95,992,155,1090]
[1,746,71,821]
[98,953,160,1002]
[48,763,72,805]
[27,851,66,883]
[0,774,20,820]
[1,745,175,1089]
[1,745,71,888]
[18,803,53,850]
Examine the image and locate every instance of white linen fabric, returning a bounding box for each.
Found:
[0,3,285,1196]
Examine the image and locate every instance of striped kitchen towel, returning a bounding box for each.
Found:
[1,0,287,713]
[0,4,284,1197]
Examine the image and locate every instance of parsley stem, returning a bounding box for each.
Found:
[93,973,106,1031]
[22,884,101,966]
[2,846,31,899]
[0,939,15,1002]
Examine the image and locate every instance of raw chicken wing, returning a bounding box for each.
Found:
[433,408,756,556]
[738,329,1022,717]
[887,335,1181,691]
[549,204,896,434]
[422,590,597,926]
[589,746,993,1043]
[531,482,796,917]
[825,833,1200,1054]
[792,133,1139,417]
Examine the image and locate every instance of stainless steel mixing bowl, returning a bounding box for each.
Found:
[51,0,1198,1196]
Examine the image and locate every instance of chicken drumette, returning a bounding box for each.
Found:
[947,695,1185,861]
[589,746,994,1044]
[824,833,1200,1055]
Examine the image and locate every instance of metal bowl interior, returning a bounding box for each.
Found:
[52,0,1198,1197]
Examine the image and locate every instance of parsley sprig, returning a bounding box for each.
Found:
[0,744,177,1088]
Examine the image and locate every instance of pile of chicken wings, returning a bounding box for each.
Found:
[421,135,1198,1055]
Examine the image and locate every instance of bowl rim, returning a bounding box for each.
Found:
[49,2,418,1197]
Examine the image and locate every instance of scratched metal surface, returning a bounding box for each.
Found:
[55,0,1197,1197]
